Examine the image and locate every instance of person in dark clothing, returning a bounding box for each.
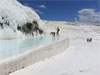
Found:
[57,27,60,35]
[32,32,34,37]
[87,37,92,42]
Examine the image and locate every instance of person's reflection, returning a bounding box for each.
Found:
[57,35,60,40]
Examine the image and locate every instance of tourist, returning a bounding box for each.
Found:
[51,32,55,37]
[90,37,92,42]
[87,38,89,42]
[57,27,60,35]
[32,32,34,37]
[87,37,92,42]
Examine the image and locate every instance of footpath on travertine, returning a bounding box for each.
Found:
[10,38,100,75]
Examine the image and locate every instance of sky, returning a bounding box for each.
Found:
[17,0,100,23]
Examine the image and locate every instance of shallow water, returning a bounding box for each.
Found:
[0,35,63,61]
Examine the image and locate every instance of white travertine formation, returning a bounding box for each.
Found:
[0,38,69,75]
[0,0,43,39]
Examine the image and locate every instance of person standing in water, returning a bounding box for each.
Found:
[32,32,34,37]
[57,27,60,35]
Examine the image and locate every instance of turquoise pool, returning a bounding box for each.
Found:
[0,35,63,60]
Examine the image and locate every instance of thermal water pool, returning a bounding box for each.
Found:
[0,35,63,61]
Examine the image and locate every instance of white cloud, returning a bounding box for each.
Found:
[77,9,100,23]
[39,5,46,9]
[34,9,43,14]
